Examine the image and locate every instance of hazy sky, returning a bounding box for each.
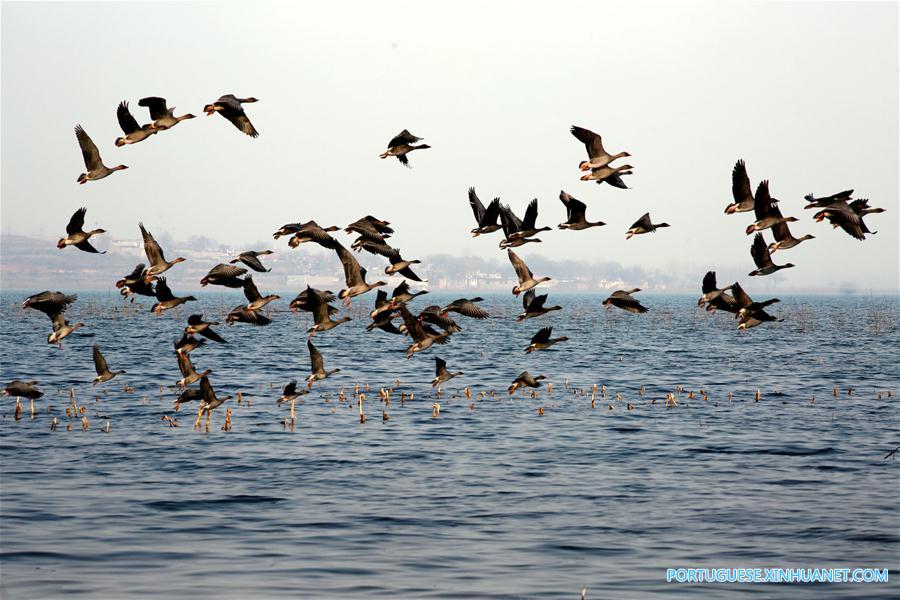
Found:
[2,1,897,292]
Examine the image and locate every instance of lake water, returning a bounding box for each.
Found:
[1,291,898,598]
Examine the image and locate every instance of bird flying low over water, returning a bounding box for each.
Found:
[22,291,84,345]
[367,291,403,335]
[175,334,205,355]
[570,125,632,171]
[697,271,738,313]
[75,125,127,184]
[432,357,463,387]
[1,381,43,400]
[230,250,274,272]
[185,315,227,344]
[203,94,259,137]
[305,287,351,338]
[140,223,186,281]
[380,130,430,166]
[292,286,339,315]
[58,208,106,253]
[508,371,546,395]
[116,264,155,300]
[277,380,308,404]
[398,305,449,359]
[243,276,280,311]
[275,221,341,249]
[499,203,542,249]
[508,249,551,296]
[115,100,158,146]
[558,191,605,231]
[602,289,648,314]
[226,305,272,326]
[334,242,386,305]
[441,297,488,319]
[306,340,340,387]
[506,199,551,241]
[749,233,794,277]
[807,194,884,241]
[177,351,211,388]
[198,375,231,416]
[151,278,196,315]
[730,282,781,330]
[626,213,670,239]
[525,327,568,353]
[468,188,502,236]
[92,344,125,386]
[138,96,195,131]
[518,289,562,321]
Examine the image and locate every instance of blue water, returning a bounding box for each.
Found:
[1,291,898,598]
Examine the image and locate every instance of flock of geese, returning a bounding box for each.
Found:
[4,96,887,430]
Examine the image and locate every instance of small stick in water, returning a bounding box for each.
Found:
[51,416,57,431]
[755,389,761,402]
[15,399,22,421]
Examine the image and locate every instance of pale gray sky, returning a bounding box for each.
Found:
[2,1,897,292]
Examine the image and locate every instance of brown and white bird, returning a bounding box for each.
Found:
[185,315,227,343]
[203,94,259,137]
[558,191,605,230]
[1,381,43,401]
[138,96,195,131]
[140,223,186,281]
[58,208,106,253]
[305,287,351,338]
[22,291,84,345]
[242,276,280,311]
[602,289,648,314]
[724,159,756,214]
[151,278,196,315]
[230,250,274,272]
[92,344,125,386]
[813,199,883,241]
[398,305,449,359]
[379,130,430,166]
[767,203,815,253]
[334,242,386,305]
[626,213,670,239]
[698,271,738,313]
[432,357,463,387]
[570,125,631,171]
[468,188,503,236]
[200,264,247,288]
[508,371,546,395]
[508,249,551,296]
[441,297,489,320]
[745,181,796,235]
[517,290,562,321]
[730,282,781,328]
[75,125,128,184]
[749,233,794,277]
[114,100,158,146]
[176,351,211,388]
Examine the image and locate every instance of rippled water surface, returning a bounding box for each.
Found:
[1,291,898,598]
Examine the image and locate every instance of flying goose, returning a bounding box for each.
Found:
[580,163,634,183]
[605,173,631,189]
[441,297,489,319]
[558,190,605,230]
[151,278,196,315]
[116,264,155,300]
[698,271,738,313]
[185,315,227,344]
[813,199,882,240]
[75,125,128,184]
[230,250,274,272]
[767,203,815,253]
[803,190,854,210]
[203,94,259,137]
[570,125,631,171]
[517,289,562,321]
[243,275,280,311]
[379,129,430,166]
[198,375,231,418]
[507,199,552,240]
[724,159,756,214]
[177,350,211,388]
[398,305,449,359]
[730,282,780,322]
[92,344,126,386]
[115,101,158,146]
[58,207,106,253]
[200,263,247,288]
[737,310,782,330]
[432,357,463,387]
[306,340,340,387]
[602,289,648,313]
[508,249,551,295]
[355,240,427,281]
[746,181,796,235]
[369,281,428,319]
[417,306,462,334]
[499,204,542,249]
[749,233,794,276]
[140,223,186,281]
[138,96,195,130]
[469,188,502,236]
[226,305,271,326]
[174,387,204,409]
[22,291,84,344]
[1,381,43,400]
[525,326,569,353]
[346,216,394,241]
[277,380,308,404]
[334,242,386,305]
[626,213,670,239]
[508,371,546,395]
[275,221,341,249]
[306,288,352,338]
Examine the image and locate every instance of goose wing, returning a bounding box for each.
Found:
[522,289,535,311]
[732,159,753,204]
[242,275,261,302]
[177,351,194,377]
[335,243,364,286]
[75,125,102,171]
[769,204,795,242]
[389,129,421,147]
[117,101,140,135]
[754,181,775,220]
[521,199,540,230]
[66,208,87,235]
[154,278,175,302]
[308,340,324,374]
[92,344,110,376]
[74,239,103,253]
[23,291,77,318]
[398,305,426,341]
[507,249,533,283]
[750,233,773,268]
[570,126,606,159]
[138,96,169,120]
[730,282,753,308]
[560,191,586,222]
[139,223,166,265]
[531,327,552,344]
[468,188,485,223]
[452,300,489,319]
[701,271,717,294]
[435,357,448,376]
[630,213,652,230]
[238,253,270,272]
